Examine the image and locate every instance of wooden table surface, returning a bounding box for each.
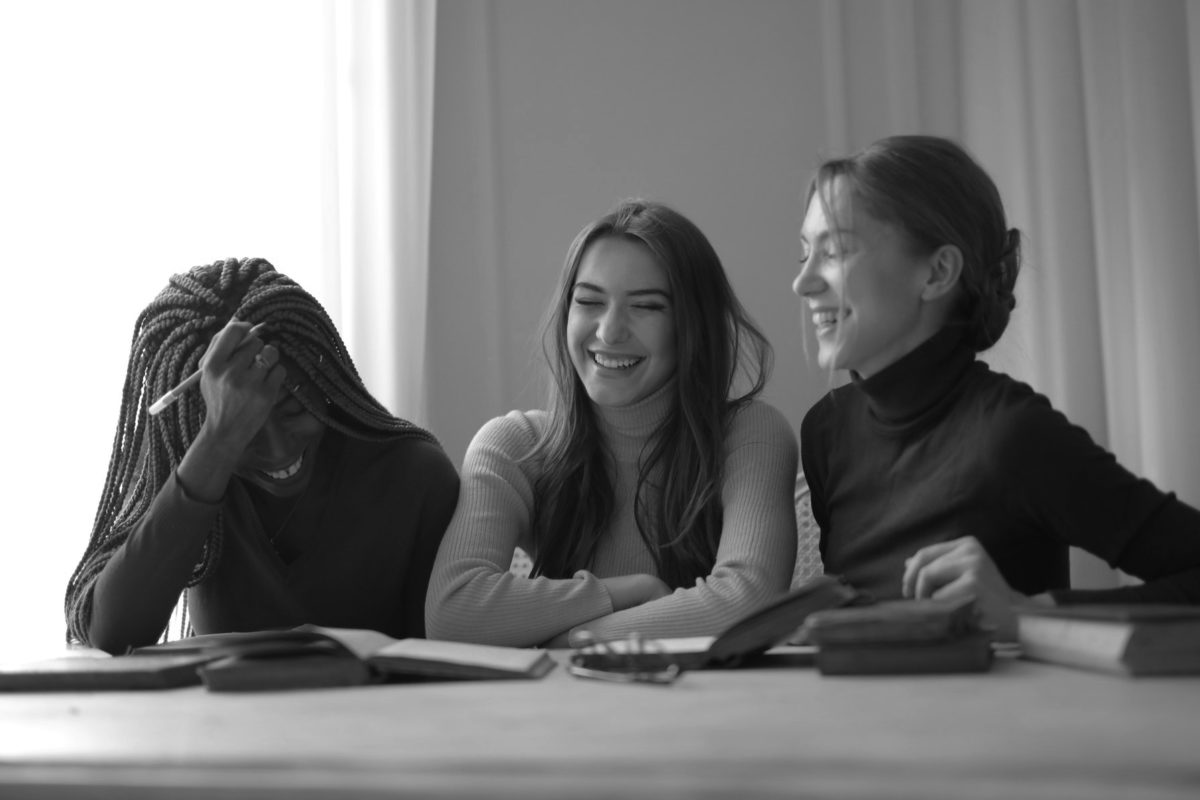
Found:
[1,651,1198,799]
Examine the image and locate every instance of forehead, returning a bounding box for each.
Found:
[575,236,668,291]
[801,177,900,246]
[801,177,857,236]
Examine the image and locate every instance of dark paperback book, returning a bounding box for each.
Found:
[804,596,995,675]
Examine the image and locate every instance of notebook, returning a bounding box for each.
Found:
[0,653,217,691]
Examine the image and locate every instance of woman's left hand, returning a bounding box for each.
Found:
[901,536,1027,640]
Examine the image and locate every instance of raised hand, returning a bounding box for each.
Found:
[196,319,286,455]
[175,320,285,503]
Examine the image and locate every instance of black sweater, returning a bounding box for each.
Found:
[87,432,460,653]
[800,326,1200,604]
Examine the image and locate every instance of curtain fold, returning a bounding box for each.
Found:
[323,0,437,425]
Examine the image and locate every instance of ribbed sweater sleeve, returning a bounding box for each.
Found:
[568,401,798,644]
[424,412,615,646]
[424,400,799,647]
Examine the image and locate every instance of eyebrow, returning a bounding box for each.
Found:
[799,227,855,245]
[573,281,671,299]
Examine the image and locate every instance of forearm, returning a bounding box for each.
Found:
[425,414,617,645]
[87,472,220,653]
[428,561,614,646]
[1050,568,1200,605]
[568,561,784,644]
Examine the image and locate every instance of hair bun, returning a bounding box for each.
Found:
[995,228,1021,308]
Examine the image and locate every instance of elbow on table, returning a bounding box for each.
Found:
[424,568,494,642]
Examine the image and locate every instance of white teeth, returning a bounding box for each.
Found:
[812,309,845,329]
[263,454,303,480]
[592,352,642,369]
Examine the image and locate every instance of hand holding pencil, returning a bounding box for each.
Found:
[149,322,271,415]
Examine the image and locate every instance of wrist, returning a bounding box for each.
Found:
[176,426,243,504]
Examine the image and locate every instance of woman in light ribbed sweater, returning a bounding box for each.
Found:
[426,199,798,647]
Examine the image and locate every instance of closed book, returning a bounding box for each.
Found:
[1016,604,1200,676]
[814,631,994,675]
[0,653,217,691]
[136,625,556,690]
[805,597,994,675]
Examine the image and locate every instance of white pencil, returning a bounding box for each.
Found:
[148,322,269,416]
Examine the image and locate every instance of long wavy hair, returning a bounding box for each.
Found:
[65,257,438,644]
[527,199,772,588]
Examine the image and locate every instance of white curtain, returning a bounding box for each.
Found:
[323,0,438,426]
[421,0,1200,589]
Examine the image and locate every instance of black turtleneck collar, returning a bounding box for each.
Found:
[850,325,976,429]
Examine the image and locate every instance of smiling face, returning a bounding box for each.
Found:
[234,354,328,497]
[567,236,677,408]
[792,177,941,379]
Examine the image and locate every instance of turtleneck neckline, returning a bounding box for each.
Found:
[851,325,975,428]
[594,380,675,463]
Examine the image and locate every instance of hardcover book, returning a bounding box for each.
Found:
[1016,604,1200,676]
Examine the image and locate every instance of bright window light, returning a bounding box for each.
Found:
[0,0,326,657]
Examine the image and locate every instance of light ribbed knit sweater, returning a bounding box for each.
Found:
[425,384,798,647]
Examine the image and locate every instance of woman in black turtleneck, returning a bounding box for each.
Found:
[793,135,1200,638]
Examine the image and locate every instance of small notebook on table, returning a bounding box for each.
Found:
[0,653,218,691]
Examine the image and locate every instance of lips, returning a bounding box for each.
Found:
[811,307,848,335]
[260,453,304,481]
[591,351,643,370]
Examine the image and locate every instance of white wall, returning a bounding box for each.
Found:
[428,0,832,466]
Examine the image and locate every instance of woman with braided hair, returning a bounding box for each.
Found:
[65,257,459,653]
[794,134,1200,638]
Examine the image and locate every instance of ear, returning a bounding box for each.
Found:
[920,244,963,302]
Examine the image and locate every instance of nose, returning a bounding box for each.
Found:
[248,413,294,464]
[793,257,826,299]
[596,305,630,345]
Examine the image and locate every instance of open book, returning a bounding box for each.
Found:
[138,626,557,691]
[1,627,555,692]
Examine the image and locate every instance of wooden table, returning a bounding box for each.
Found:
[1,651,1198,799]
